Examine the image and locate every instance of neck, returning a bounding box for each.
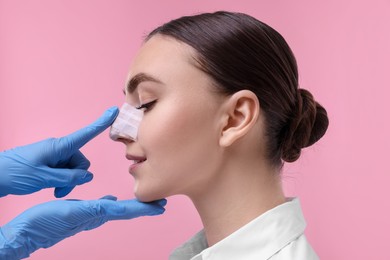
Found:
[189,157,285,246]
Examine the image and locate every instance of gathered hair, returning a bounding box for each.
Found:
[147,11,329,167]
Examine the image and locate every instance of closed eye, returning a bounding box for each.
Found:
[136,100,157,111]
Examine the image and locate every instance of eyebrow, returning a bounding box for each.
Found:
[125,73,163,94]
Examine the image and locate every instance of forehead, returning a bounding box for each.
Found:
[127,35,197,81]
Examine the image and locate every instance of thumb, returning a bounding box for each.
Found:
[99,195,118,201]
[44,168,94,190]
[100,199,167,221]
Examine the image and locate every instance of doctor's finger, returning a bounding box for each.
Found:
[53,151,89,198]
[56,107,119,156]
[101,199,167,220]
[66,150,91,170]
[53,168,94,198]
[45,168,93,189]
[99,195,118,200]
[55,186,75,198]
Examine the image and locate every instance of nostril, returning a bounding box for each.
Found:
[110,130,131,142]
[113,136,132,143]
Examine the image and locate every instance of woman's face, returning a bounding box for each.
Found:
[120,35,227,202]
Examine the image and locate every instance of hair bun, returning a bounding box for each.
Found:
[281,88,329,162]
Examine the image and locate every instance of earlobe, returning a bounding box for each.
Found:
[219,90,260,147]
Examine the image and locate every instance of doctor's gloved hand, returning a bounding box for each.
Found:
[0,107,119,198]
[0,196,167,259]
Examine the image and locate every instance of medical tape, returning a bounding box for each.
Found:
[109,103,144,141]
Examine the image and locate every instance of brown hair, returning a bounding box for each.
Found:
[147,11,329,167]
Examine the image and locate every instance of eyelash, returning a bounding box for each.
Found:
[136,100,157,111]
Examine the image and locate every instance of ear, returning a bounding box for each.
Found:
[219,90,260,147]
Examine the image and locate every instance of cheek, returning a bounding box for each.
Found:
[139,100,218,172]
[133,108,197,199]
[140,103,203,153]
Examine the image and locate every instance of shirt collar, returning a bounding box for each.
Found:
[170,198,306,260]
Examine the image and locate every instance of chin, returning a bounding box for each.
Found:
[134,186,165,203]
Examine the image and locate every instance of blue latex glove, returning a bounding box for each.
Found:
[0,196,167,259]
[0,107,119,198]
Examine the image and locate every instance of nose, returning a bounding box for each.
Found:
[110,131,136,144]
[109,102,143,143]
[115,137,135,146]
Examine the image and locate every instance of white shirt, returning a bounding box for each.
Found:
[169,198,319,260]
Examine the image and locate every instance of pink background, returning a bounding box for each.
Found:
[1,1,389,259]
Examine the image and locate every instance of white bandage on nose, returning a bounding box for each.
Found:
[109,103,144,141]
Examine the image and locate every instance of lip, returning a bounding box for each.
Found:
[126,154,146,162]
[126,154,147,174]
